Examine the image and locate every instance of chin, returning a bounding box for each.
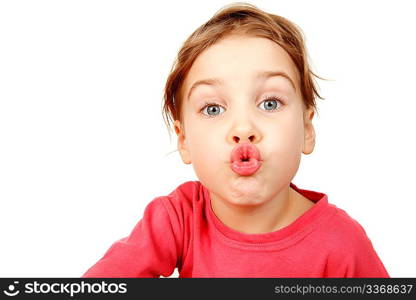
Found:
[228,187,264,204]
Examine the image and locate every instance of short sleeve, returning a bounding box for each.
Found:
[82,197,181,278]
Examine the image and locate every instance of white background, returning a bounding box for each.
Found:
[1,0,414,277]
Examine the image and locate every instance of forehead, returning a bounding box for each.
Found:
[182,35,300,100]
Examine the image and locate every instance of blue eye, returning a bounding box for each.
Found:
[259,97,283,111]
[200,103,225,117]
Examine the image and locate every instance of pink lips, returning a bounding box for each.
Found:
[230,143,262,176]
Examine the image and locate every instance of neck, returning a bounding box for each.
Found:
[209,184,297,234]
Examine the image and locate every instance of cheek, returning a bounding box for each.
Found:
[184,115,221,156]
[191,149,222,189]
[279,123,303,151]
[266,117,304,166]
[186,127,222,177]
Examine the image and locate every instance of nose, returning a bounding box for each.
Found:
[232,134,255,144]
[226,96,262,145]
[227,123,261,145]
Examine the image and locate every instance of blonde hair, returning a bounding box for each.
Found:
[162,2,326,141]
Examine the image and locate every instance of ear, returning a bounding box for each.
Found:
[174,120,192,164]
[302,107,316,155]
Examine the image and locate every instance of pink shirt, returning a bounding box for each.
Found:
[83,181,389,278]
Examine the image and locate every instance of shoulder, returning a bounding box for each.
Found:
[329,206,366,235]
[157,180,202,212]
[317,205,389,277]
[147,180,203,227]
[320,205,374,253]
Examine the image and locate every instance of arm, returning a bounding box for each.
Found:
[82,197,182,278]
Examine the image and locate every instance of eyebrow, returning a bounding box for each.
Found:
[186,70,297,100]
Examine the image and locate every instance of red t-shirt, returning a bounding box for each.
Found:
[83,181,389,278]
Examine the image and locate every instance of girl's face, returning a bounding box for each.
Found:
[174,35,315,206]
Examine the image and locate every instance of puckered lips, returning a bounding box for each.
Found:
[230,142,262,176]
